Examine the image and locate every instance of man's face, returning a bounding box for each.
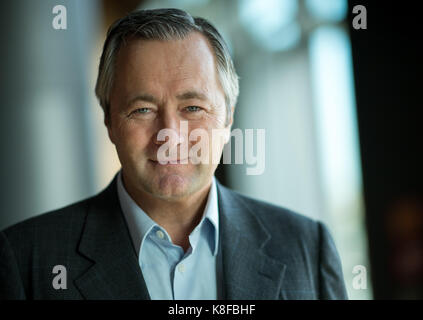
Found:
[107,32,231,200]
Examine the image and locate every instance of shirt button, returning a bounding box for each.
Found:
[156,230,165,239]
[177,264,185,273]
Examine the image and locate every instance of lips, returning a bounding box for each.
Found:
[150,158,190,164]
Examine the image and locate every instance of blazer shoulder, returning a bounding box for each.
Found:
[2,195,93,245]
[224,185,317,223]
[220,184,321,240]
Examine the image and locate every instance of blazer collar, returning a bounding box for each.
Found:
[216,180,287,300]
[75,175,150,300]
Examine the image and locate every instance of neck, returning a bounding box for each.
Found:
[122,174,212,251]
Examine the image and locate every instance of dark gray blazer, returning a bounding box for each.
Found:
[0,176,348,300]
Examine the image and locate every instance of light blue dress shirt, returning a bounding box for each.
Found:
[117,171,219,300]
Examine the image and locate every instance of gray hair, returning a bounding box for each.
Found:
[95,8,239,126]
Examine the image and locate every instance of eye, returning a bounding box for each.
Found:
[185,106,202,112]
[128,107,156,119]
[134,107,151,114]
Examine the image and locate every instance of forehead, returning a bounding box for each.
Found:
[113,32,221,98]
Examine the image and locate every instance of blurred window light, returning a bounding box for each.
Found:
[258,22,301,52]
[305,0,348,22]
[309,25,371,299]
[168,0,210,6]
[239,0,301,51]
[309,26,361,205]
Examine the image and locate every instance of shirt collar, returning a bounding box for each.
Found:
[200,175,219,255]
[117,171,156,256]
[117,170,219,256]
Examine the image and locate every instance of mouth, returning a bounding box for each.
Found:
[149,159,190,165]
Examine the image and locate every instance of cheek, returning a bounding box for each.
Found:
[201,108,227,130]
[188,121,228,156]
[114,122,152,152]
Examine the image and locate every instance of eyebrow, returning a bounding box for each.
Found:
[176,91,209,101]
[127,90,210,107]
[127,94,159,106]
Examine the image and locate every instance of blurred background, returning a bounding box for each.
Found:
[0,0,421,299]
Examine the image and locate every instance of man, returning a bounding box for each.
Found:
[0,8,347,300]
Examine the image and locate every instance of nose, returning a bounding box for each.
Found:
[153,109,185,147]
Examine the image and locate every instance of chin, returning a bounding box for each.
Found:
[152,174,190,198]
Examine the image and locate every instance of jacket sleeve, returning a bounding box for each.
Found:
[0,231,26,300]
[317,222,348,299]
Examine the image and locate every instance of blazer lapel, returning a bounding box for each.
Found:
[74,176,150,300]
[216,181,287,300]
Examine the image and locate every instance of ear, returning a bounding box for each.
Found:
[104,116,116,145]
[225,106,234,129]
[223,106,235,144]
